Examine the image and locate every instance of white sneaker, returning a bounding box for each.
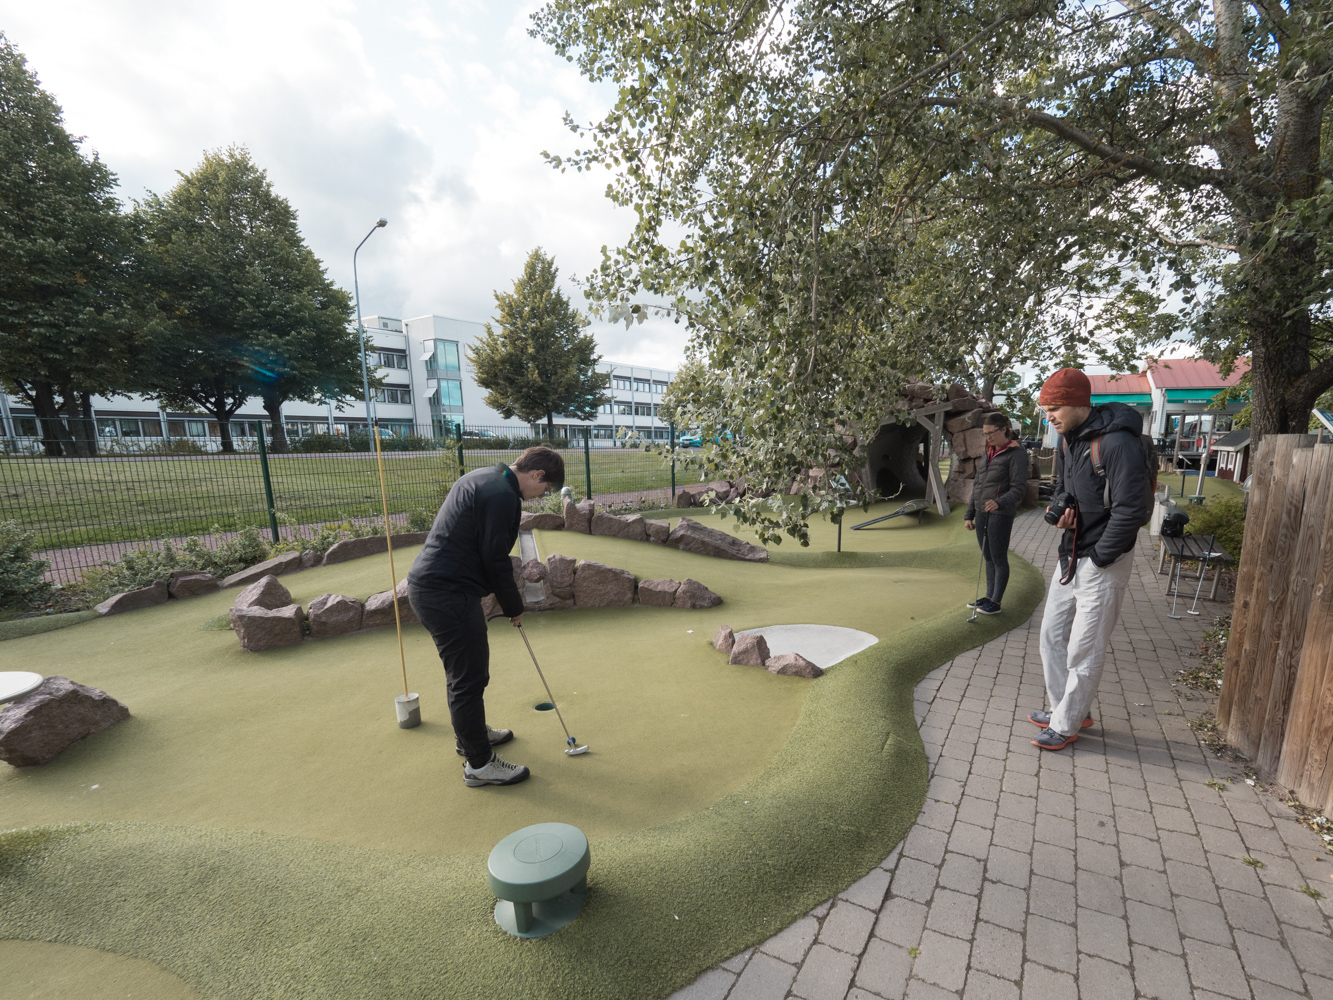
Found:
[463,753,530,787]
[454,725,514,757]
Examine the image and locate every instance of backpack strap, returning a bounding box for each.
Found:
[1090,436,1111,509]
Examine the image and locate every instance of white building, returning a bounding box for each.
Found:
[0,313,675,449]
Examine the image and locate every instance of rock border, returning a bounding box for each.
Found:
[711,624,823,678]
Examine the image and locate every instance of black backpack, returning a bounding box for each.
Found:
[1063,432,1159,527]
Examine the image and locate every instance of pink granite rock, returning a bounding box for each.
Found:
[230,604,305,651]
[523,559,548,583]
[233,575,292,611]
[674,578,722,609]
[712,625,735,654]
[645,519,670,543]
[521,511,566,531]
[168,569,218,599]
[95,580,169,616]
[728,633,770,666]
[667,518,768,562]
[767,652,824,678]
[0,676,130,767]
[637,578,680,607]
[307,594,364,637]
[221,551,302,587]
[572,560,635,607]
[564,498,595,533]
[545,554,576,599]
[362,579,417,628]
[592,512,648,541]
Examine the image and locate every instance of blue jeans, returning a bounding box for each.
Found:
[975,512,1014,604]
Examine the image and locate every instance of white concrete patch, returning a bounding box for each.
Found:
[734,625,879,669]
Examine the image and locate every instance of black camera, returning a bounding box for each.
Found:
[1044,491,1077,526]
[1161,511,1189,538]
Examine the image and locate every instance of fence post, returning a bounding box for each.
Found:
[255,424,281,544]
[583,427,593,499]
[455,424,466,478]
[670,422,676,500]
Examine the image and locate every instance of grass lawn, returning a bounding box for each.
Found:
[0,449,677,551]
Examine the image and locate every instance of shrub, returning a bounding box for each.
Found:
[180,526,271,579]
[271,518,383,557]
[405,508,436,532]
[79,542,188,603]
[1185,495,1246,560]
[0,521,51,609]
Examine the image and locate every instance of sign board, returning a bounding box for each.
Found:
[1315,409,1333,434]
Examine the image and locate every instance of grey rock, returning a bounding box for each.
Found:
[675,490,696,508]
[707,481,733,503]
[950,427,987,460]
[572,560,636,607]
[729,632,770,666]
[307,594,363,637]
[675,578,723,609]
[321,532,429,567]
[666,517,769,562]
[712,625,735,654]
[523,559,547,583]
[221,551,303,587]
[731,477,747,499]
[362,579,417,629]
[947,475,975,504]
[767,652,824,678]
[521,511,565,532]
[95,580,169,616]
[645,518,671,543]
[0,676,130,767]
[299,550,320,569]
[167,569,219,600]
[591,512,648,541]
[637,578,680,607]
[233,575,292,611]
[545,554,576,599]
[945,413,975,435]
[229,603,305,652]
[564,499,595,533]
[946,382,970,400]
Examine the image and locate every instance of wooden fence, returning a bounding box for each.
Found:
[1217,434,1333,813]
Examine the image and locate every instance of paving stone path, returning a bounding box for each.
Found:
[669,510,1333,1000]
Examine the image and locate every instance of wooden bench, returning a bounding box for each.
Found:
[1157,533,1235,601]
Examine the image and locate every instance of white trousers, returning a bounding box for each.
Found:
[1039,551,1135,736]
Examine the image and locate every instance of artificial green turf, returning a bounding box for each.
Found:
[0,609,100,643]
[0,503,1043,999]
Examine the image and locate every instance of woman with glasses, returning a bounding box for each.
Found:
[964,413,1028,614]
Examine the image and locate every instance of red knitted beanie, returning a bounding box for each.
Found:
[1038,368,1092,407]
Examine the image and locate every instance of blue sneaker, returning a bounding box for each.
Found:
[977,598,1001,615]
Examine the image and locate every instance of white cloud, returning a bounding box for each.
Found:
[0,0,689,370]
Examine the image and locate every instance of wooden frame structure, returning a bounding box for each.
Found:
[913,401,953,517]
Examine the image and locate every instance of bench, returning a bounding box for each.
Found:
[1157,533,1235,601]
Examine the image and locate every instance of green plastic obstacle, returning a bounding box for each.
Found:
[487,822,590,938]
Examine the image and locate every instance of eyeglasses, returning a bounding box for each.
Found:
[984,427,1007,435]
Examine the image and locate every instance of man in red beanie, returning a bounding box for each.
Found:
[1030,367,1150,750]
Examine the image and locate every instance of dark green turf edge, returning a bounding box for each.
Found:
[0,534,1043,1000]
[0,610,101,643]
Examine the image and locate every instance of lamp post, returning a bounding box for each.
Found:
[354,218,388,435]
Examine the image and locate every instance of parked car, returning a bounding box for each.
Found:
[677,432,703,447]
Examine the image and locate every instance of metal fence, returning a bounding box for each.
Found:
[0,421,686,581]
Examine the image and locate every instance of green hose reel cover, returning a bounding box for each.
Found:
[487,823,590,903]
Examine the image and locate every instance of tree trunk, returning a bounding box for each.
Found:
[62,386,95,457]
[546,411,555,443]
[31,382,67,457]
[78,392,97,456]
[263,394,288,453]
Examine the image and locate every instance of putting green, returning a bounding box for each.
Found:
[0,501,1043,1000]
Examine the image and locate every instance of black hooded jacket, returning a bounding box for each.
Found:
[1054,402,1150,569]
[407,463,524,617]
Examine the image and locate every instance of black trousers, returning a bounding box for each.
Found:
[975,512,1015,604]
[406,584,493,768]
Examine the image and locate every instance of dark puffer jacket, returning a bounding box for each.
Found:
[1054,402,1150,569]
[965,441,1029,520]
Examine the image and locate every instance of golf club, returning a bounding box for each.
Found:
[517,623,589,756]
[1167,556,1186,619]
[1187,534,1216,616]
[967,490,990,624]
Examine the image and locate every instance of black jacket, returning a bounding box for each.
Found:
[407,463,524,617]
[1054,402,1150,569]
[965,441,1028,520]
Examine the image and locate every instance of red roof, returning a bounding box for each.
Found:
[1144,358,1249,390]
[1088,373,1150,395]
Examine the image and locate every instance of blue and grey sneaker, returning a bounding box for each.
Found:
[967,597,984,609]
[1028,711,1094,729]
[463,752,530,787]
[1031,728,1078,751]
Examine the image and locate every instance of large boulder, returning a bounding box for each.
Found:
[545,554,577,600]
[521,511,566,532]
[307,594,364,637]
[712,625,735,654]
[230,604,305,652]
[666,517,769,562]
[645,519,671,543]
[0,676,130,767]
[362,579,417,629]
[299,550,320,570]
[221,551,303,588]
[573,560,636,607]
[234,575,292,611]
[591,512,648,541]
[95,580,169,616]
[168,569,219,599]
[564,499,595,533]
[522,559,547,583]
[729,633,770,667]
[947,475,976,504]
[950,428,987,460]
[767,652,823,678]
[675,483,712,508]
[321,532,428,567]
[944,413,974,435]
[675,578,723,609]
[707,481,733,503]
[637,578,680,607]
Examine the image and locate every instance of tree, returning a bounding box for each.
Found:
[0,33,138,456]
[469,248,606,440]
[136,147,361,453]
[534,0,1333,453]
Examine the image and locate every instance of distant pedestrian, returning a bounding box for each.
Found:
[964,413,1027,615]
[1031,368,1150,751]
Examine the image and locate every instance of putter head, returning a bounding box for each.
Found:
[565,737,589,756]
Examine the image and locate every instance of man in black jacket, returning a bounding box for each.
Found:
[1030,368,1150,750]
[407,447,564,786]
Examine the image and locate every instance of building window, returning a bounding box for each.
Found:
[653,381,669,393]
[634,403,653,417]
[13,417,38,436]
[613,377,633,391]
[592,427,616,439]
[376,350,409,370]
[615,402,633,416]
[425,340,461,374]
[634,379,652,393]
[375,386,412,405]
[432,380,463,408]
[96,418,119,437]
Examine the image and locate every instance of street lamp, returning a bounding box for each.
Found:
[354,218,388,435]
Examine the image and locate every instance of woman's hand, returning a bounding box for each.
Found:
[984,500,998,512]
[965,519,975,531]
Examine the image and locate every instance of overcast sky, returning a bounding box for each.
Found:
[2,0,688,371]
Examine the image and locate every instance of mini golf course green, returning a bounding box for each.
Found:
[0,501,1043,999]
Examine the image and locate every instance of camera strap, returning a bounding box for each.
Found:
[1059,517,1078,585]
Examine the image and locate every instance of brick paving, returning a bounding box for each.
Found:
[668,510,1333,1000]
